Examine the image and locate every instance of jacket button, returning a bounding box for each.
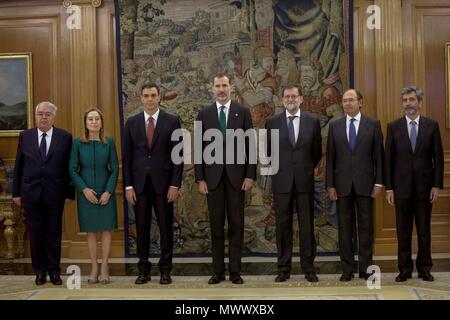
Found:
[147,155,151,159]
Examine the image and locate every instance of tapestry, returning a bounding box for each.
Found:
[118,0,352,256]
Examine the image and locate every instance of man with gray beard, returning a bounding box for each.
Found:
[265,83,322,283]
[385,86,444,282]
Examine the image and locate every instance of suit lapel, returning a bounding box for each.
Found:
[353,115,366,151]
[45,127,59,162]
[32,128,42,162]
[414,117,427,153]
[294,113,306,148]
[150,110,164,152]
[138,112,149,153]
[227,103,238,130]
[338,118,351,153]
[399,118,413,153]
[278,112,292,149]
[208,103,221,129]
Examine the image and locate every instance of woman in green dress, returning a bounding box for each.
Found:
[69,108,118,284]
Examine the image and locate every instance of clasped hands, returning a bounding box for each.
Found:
[83,188,111,205]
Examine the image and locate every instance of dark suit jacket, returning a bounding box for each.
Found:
[122,110,183,195]
[384,116,444,199]
[194,102,256,190]
[326,115,384,197]
[265,111,322,194]
[12,127,74,205]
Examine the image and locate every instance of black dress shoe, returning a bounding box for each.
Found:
[305,272,319,283]
[49,274,62,285]
[35,274,47,285]
[208,274,225,284]
[230,274,244,284]
[135,274,151,285]
[339,273,354,282]
[160,272,172,285]
[275,272,290,282]
[359,272,370,280]
[418,271,434,282]
[395,272,412,282]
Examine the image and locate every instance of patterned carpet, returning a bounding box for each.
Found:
[1,273,450,300]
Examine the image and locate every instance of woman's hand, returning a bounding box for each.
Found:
[83,188,99,205]
[98,192,111,205]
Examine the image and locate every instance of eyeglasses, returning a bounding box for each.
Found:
[36,112,54,118]
[283,95,300,100]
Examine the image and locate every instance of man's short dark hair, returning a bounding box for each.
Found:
[282,84,302,96]
[344,88,363,101]
[141,82,160,95]
[212,73,231,84]
[400,86,423,101]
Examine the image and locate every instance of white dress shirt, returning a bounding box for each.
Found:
[346,112,361,142]
[406,115,420,139]
[37,127,53,156]
[216,100,231,123]
[285,109,301,143]
[144,108,160,130]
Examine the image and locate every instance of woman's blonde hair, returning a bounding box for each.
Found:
[81,107,107,144]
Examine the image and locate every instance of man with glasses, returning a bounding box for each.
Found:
[325,89,384,282]
[265,84,322,283]
[13,101,74,285]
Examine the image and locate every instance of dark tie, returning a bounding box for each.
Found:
[39,132,47,161]
[288,116,297,146]
[219,106,227,137]
[147,117,154,146]
[410,120,417,152]
[349,118,356,151]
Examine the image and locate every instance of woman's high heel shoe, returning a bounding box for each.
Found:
[87,275,99,284]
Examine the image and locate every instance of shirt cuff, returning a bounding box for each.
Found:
[169,186,179,189]
[374,184,383,187]
[386,190,393,193]
[125,186,134,190]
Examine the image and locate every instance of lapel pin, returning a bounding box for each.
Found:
[235,113,238,117]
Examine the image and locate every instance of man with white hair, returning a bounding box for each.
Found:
[13,101,74,285]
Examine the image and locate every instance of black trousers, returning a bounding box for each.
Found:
[22,195,64,277]
[206,173,245,275]
[395,190,433,274]
[134,174,174,275]
[336,188,374,275]
[274,190,316,274]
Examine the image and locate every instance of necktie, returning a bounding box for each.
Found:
[288,116,297,146]
[410,120,417,152]
[147,117,155,146]
[39,132,47,161]
[349,118,356,151]
[219,106,227,137]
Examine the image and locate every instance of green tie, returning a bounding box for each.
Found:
[220,106,226,137]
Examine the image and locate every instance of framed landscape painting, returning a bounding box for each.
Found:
[0,52,33,136]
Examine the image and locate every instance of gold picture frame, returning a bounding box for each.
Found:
[447,43,450,128]
[0,52,33,137]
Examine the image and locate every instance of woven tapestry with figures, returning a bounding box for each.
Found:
[119,0,352,256]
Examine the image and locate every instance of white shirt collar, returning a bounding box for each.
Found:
[406,115,420,125]
[144,108,160,122]
[285,109,301,119]
[216,100,231,109]
[346,112,361,122]
[37,126,53,139]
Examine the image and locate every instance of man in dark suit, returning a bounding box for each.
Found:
[195,73,256,285]
[13,101,74,285]
[326,89,384,282]
[265,84,322,283]
[123,83,183,285]
[385,86,444,282]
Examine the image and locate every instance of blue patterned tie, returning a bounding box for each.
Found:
[39,132,47,161]
[410,120,417,152]
[349,118,356,151]
[288,116,297,146]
